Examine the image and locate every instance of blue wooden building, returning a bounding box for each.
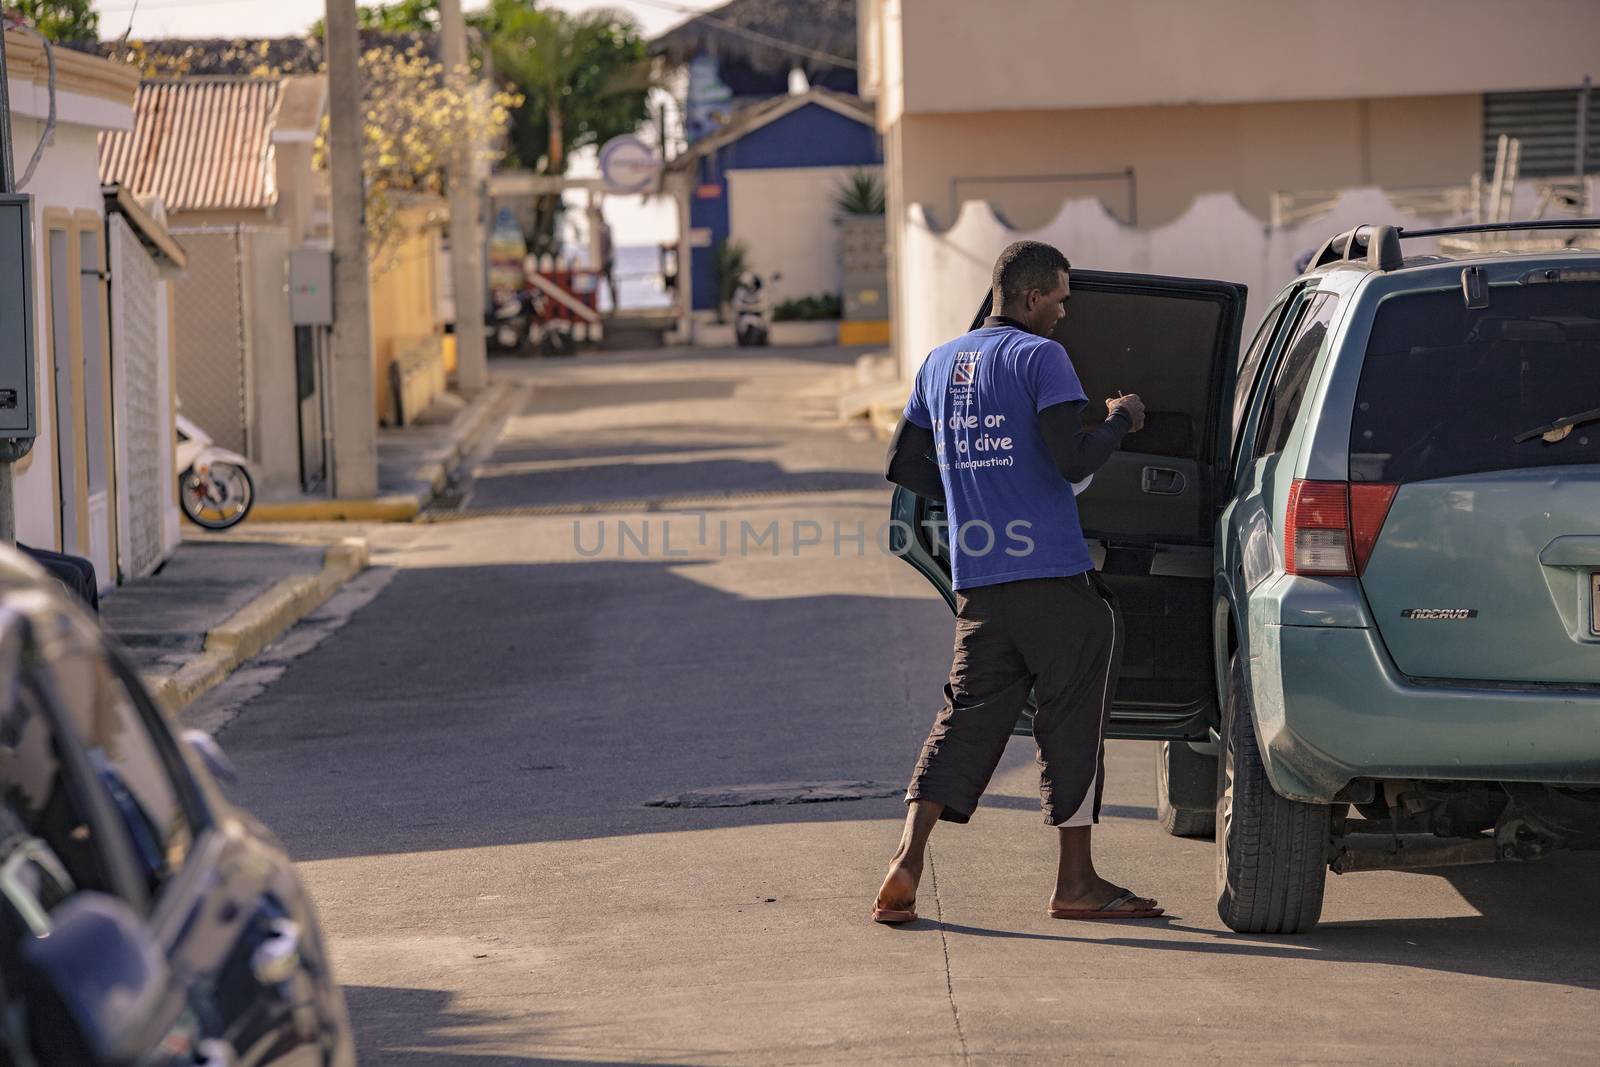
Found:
[669,88,881,316]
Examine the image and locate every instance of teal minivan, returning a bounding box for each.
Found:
[890,221,1600,934]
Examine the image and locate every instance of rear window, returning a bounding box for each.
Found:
[1350,281,1600,483]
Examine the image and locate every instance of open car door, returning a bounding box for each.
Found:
[890,270,1246,740]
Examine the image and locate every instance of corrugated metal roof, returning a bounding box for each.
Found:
[99,78,283,212]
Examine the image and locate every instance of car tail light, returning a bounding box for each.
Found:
[1285,480,1352,575]
[1349,483,1399,575]
[1285,480,1399,577]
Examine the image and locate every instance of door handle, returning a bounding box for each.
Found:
[193,1040,238,1067]
[1140,466,1187,496]
[251,917,302,985]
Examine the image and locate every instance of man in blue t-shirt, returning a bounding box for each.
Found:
[872,241,1160,925]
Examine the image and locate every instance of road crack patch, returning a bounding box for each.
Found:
[928,848,971,1065]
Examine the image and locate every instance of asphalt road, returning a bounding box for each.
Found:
[194,347,1600,1066]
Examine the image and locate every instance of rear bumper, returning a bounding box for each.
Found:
[1251,622,1600,802]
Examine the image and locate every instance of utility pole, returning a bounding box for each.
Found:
[1577,75,1592,217]
[0,20,33,545]
[440,0,488,396]
[324,0,378,498]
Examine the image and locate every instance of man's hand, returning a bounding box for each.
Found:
[1106,393,1146,432]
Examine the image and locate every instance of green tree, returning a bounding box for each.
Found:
[481,1,650,174]
[308,0,439,37]
[359,0,440,31]
[479,1,651,255]
[13,0,98,44]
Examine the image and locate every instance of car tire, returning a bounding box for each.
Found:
[1215,654,1329,934]
[1156,740,1216,838]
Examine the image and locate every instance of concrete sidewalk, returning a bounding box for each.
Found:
[102,536,368,711]
[251,379,516,522]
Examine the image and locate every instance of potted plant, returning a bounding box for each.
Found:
[770,292,842,346]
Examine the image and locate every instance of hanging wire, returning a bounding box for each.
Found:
[0,12,58,191]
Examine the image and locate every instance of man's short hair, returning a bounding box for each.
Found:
[991,241,1071,307]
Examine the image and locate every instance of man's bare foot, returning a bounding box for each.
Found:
[875,859,921,913]
[1049,875,1160,915]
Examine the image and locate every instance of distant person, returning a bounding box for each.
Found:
[874,240,1157,926]
[660,240,679,293]
[598,216,618,312]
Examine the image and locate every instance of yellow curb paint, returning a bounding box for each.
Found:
[840,320,891,345]
[248,497,421,523]
[145,538,370,713]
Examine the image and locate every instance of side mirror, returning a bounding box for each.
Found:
[19,892,186,1066]
[182,728,237,783]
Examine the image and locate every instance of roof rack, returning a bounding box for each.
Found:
[1396,218,1600,239]
[1309,218,1600,273]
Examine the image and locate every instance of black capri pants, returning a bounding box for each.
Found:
[906,571,1124,826]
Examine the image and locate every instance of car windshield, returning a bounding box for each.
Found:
[1349,280,1600,483]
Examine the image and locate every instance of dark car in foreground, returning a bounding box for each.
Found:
[0,547,354,1066]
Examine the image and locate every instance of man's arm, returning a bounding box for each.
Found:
[1038,400,1140,483]
[885,418,946,501]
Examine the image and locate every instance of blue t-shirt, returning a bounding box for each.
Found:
[904,320,1094,590]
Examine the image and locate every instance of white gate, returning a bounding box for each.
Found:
[108,214,172,581]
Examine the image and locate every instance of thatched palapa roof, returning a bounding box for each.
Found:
[649,0,856,77]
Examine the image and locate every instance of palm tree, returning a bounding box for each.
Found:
[483,1,651,176]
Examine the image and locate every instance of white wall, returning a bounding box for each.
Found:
[728,165,881,309]
[896,178,1597,381]
[8,119,111,552]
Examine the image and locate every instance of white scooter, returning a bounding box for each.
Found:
[176,412,255,529]
[733,270,781,347]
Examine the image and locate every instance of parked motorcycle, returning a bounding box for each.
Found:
[487,288,575,358]
[176,412,255,530]
[733,270,781,347]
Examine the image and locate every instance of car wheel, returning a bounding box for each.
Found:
[1215,654,1329,934]
[1156,740,1216,838]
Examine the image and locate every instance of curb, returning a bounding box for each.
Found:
[250,496,424,523]
[144,537,370,712]
[249,380,515,523]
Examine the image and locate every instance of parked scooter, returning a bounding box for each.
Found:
[487,287,575,357]
[733,270,782,347]
[176,412,255,529]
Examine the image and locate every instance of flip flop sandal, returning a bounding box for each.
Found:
[871,905,918,924]
[1048,889,1163,921]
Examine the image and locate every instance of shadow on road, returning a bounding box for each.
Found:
[493,345,871,373]
[485,439,780,467]
[981,793,1155,820]
[343,985,713,1066]
[465,458,886,511]
[521,378,742,415]
[941,852,1600,990]
[219,559,949,856]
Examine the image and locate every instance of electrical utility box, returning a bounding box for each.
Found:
[0,194,36,440]
[289,247,334,326]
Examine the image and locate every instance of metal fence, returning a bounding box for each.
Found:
[169,227,250,455]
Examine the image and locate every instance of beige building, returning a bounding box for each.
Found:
[100,75,452,499]
[100,76,331,497]
[858,0,1600,374]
